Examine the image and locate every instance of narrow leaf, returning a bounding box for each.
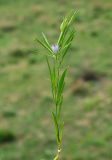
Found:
[52,112,60,143]
[60,121,64,142]
[59,32,74,65]
[46,56,55,100]
[42,32,53,52]
[36,38,53,55]
[57,69,67,99]
[57,96,63,119]
[68,11,76,26]
[58,11,76,46]
[64,30,75,46]
[60,17,67,32]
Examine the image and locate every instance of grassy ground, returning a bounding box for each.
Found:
[0,0,112,159]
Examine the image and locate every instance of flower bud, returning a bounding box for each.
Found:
[51,44,59,54]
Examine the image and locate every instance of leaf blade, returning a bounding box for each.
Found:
[42,32,53,53]
[52,112,60,143]
[46,56,55,100]
[57,69,67,105]
[36,38,54,55]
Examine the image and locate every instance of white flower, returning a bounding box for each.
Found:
[51,44,59,53]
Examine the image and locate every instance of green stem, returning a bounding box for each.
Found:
[52,56,63,159]
[54,143,61,160]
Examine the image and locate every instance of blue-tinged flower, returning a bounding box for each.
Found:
[51,44,59,53]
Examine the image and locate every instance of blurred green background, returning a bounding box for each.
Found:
[0,0,112,159]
